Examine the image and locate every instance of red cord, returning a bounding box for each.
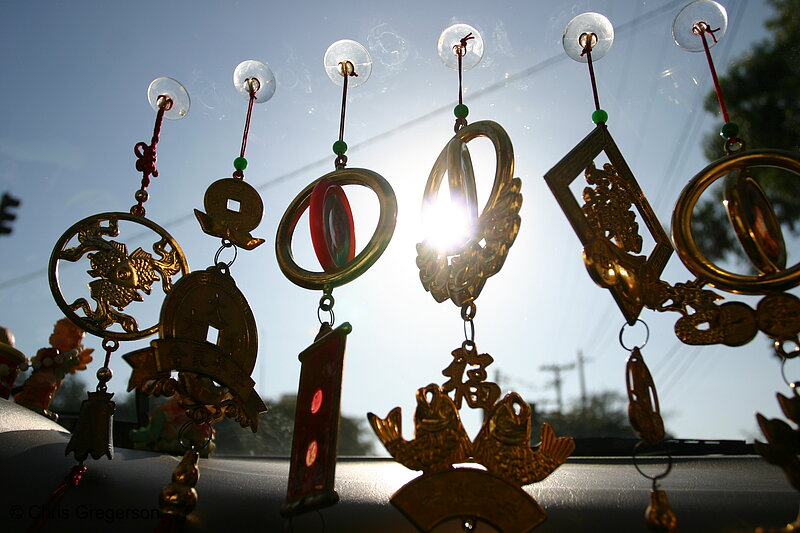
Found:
[132,104,167,215]
[239,89,257,159]
[154,514,181,533]
[456,33,474,106]
[27,464,87,533]
[696,22,730,123]
[580,37,601,111]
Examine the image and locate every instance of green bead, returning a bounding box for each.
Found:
[592,109,608,124]
[233,157,248,170]
[720,122,739,138]
[333,140,348,155]
[454,104,469,118]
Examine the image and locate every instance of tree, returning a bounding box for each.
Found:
[213,393,375,457]
[694,0,800,264]
[534,391,639,440]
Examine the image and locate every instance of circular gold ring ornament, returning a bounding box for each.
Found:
[672,150,800,295]
[422,120,515,245]
[417,120,522,306]
[275,168,397,291]
[49,212,189,340]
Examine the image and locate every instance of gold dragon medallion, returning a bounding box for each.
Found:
[49,212,189,340]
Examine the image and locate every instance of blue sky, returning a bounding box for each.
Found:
[0,0,792,444]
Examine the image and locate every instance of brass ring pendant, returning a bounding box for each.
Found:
[418,120,521,307]
[49,212,189,340]
[672,149,800,295]
[275,168,397,291]
[422,120,515,247]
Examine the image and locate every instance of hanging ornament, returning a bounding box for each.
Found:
[622,321,677,533]
[545,13,679,532]
[667,0,800,352]
[370,24,572,533]
[194,60,274,250]
[275,39,397,518]
[32,77,190,532]
[46,77,190,464]
[125,60,272,527]
[544,13,673,326]
[668,8,800,524]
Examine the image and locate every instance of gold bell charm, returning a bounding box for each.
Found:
[64,366,115,461]
[645,489,678,532]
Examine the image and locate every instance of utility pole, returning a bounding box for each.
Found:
[576,350,591,411]
[539,363,575,414]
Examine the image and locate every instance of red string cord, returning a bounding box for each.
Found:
[27,464,87,533]
[132,102,168,215]
[580,35,601,111]
[239,87,257,159]
[695,22,730,123]
[456,33,474,106]
[339,70,349,143]
[154,514,181,533]
[337,62,358,144]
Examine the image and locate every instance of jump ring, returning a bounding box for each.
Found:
[461,303,477,321]
[780,355,800,388]
[214,242,238,267]
[318,293,335,312]
[619,319,650,351]
[178,421,212,452]
[317,306,335,326]
[776,337,800,361]
[632,440,673,483]
[102,338,120,352]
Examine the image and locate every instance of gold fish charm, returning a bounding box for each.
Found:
[473,394,575,485]
[368,384,471,474]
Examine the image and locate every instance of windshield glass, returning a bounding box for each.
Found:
[1,0,796,456]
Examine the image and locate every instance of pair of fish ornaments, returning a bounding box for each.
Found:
[369,384,574,532]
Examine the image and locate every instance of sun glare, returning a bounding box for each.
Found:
[424,195,476,253]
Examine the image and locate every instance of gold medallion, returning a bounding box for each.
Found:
[124,264,266,430]
[194,177,265,250]
[49,212,189,340]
